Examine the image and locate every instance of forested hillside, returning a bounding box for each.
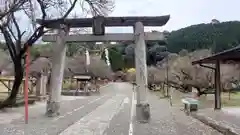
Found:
[1,20,240,71]
[104,21,240,70]
[167,21,240,53]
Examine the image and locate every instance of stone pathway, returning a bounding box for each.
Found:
[192,108,240,135]
[59,95,126,135]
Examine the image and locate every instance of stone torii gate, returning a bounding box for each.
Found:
[37,15,170,121]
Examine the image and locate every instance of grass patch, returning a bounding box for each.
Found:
[222,92,240,107]
[153,91,166,98]
[155,88,240,108]
[62,80,78,90]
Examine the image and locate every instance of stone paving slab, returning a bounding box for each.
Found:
[103,89,132,135]
[59,95,126,135]
[192,108,240,135]
[61,90,91,96]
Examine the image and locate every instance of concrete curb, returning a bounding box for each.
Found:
[61,83,110,96]
[61,91,91,96]
[0,99,36,108]
[191,113,239,135]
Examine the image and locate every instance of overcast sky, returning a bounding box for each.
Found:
[2,0,239,42]
[106,0,239,33]
[18,0,240,33]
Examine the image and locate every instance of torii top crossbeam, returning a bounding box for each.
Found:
[37,15,170,42]
[36,15,170,28]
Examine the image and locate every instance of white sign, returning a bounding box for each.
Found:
[104,48,110,66]
[85,49,90,65]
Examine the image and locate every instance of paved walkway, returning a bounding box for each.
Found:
[193,108,240,135]
[0,82,222,135]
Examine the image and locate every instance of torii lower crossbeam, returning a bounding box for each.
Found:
[42,32,165,42]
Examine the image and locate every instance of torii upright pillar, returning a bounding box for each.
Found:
[46,24,69,117]
[134,22,150,122]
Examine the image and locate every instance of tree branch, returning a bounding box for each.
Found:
[0,25,17,60]
[181,69,192,80]
[20,0,47,56]
[7,25,17,41]
[62,0,78,19]
[11,13,22,53]
[172,73,181,81]
[20,0,78,57]
[0,0,27,20]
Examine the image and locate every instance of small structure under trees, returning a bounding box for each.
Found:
[73,75,92,95]
[63,56,108,94]
[192,46,240,110]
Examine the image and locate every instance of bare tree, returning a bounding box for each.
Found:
[147,49,213,95]
[88,56,113,79]
[148,66,165,84]
[0,0,114,109]
[125,70,136,82]
[221,63,240,91]
[169,49,215,94]
[125,49,240,97]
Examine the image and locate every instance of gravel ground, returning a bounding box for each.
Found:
[0,83,223,135]
[132,91,222,135]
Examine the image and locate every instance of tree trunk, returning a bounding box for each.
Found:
[0,56,23,109]
[196,87,204,97]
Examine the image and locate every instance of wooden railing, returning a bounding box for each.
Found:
[0,76,36,95]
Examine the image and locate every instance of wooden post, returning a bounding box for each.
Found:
[24,46,30,124]
[77,79,79,90]
[31,80,34,95]
[42,75,47,96]
[46,24,69,117]
[8,80,10,94]
[36,74,48,100]
[36,75,41,97]
[215,60,221,110]
[70,78,73,89]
